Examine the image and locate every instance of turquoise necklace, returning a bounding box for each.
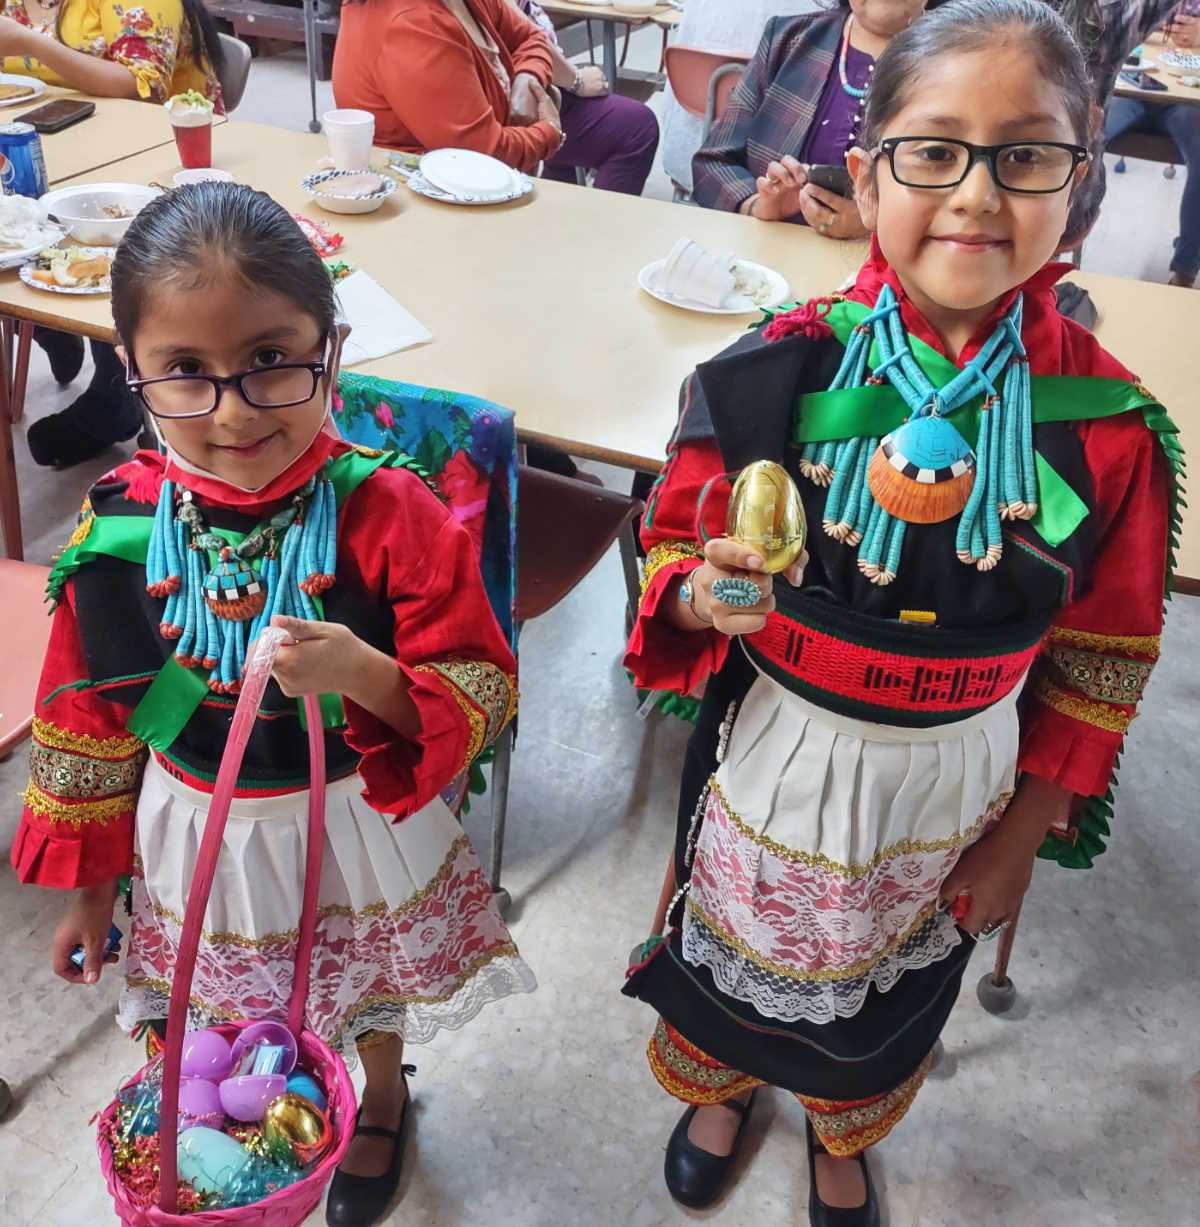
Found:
[838,17,871,101]
[797,283,1038,585]
[145,469,338,692]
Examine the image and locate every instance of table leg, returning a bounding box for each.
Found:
[10,321,31,425]
[303,0,321,135]
[0,330,23,561]
[602,21,618,90]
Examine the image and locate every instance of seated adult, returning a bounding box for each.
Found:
[0,0,224,468]
[660,0,820,196]
[1101,6,1199,286]
[334,0,563,177]
[692,0,928,238]
[512,0,658,195]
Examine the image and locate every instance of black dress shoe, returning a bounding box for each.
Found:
[33,327,86,385]
[663,1091,756,1209]
[806,1117,880,1227]
[325,1066,415,1227]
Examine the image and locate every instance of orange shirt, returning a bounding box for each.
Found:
[333,0,558,172]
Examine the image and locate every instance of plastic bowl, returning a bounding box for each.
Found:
[230,1020,298,1075]
[218,1073,288,1122]
[38,183,160,246]
[180,1028,234,1082]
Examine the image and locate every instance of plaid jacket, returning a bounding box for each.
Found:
[692,11,843,215]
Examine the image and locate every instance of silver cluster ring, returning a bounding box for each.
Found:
[976,919,1012,943]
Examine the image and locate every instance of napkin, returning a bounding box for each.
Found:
[336,270,432,365]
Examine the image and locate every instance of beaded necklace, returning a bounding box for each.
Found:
[145,468,338,692]
[797,284,1037,585]
[838,17,872,101]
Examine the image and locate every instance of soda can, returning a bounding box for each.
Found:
[0,123,48,199]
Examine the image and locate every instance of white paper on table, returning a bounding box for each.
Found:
[335,270,433,365]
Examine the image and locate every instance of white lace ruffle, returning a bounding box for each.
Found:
[681,905,963,1026]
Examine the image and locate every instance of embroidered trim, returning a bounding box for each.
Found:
[1045,645,1153,704]
[640,540,703,597]
[647,1019,765,1105]
[685,894,940,984]
[22,780,136,827]
[147,834,475,947]
[29,741,145,800]
[1046,626,1161,660]
[415,660,516,766]
[709,778,1011,880]
[65,501,94,551]
[1031,675,1133,733]
[31,716,144,760]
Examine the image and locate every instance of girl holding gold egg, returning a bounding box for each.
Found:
[623,3,1179,1224]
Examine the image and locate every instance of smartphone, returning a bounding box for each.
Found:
[1121,69,1169,91]
[806,164,853,198]
[15,99,96,134]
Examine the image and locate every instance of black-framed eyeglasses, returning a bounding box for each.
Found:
[126,349,330,420]
[874,137,1089,194]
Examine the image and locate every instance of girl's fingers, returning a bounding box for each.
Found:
[270,613,313,641]
[81,935,103,985]
[782,549,809,588]
[713,605,774,636]
[704,537,767,573]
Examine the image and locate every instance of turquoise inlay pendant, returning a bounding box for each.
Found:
[867,414,976,525]
[203,548,267,622]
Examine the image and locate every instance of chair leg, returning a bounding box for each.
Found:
[0,332,22,561]
[976,902,1022,1015]
[10,321,32,425]
[618,520,642,630]
[489,724,514,915]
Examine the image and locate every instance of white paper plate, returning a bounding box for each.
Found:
[638,256,789,315]
[405,168,533,206]
[19,246,112,295]
[0,74,46,109]
[419,148,521,201]
[1159,49,1200,72]
[0,233,64,271]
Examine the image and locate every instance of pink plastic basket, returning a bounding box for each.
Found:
[97,629,356,1225]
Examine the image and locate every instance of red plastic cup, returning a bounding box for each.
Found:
[172,119,212,169]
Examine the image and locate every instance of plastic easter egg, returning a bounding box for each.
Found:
[285,1072,327,1111]
[230,1020,298,1076]
[177,1125,252,1196]
[726,460,807,574]
[180,1029,233,1081]
[218,1073,288,1122]
[263,1093,333,1167]
[178,1076,225,1131]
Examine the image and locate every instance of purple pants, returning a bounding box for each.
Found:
[543,90,659,196]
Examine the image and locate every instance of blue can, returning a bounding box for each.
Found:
[0,122,48,199]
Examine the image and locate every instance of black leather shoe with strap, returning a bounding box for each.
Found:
[806,1116,880,1227]
[663,1090,757,1209]
[325,1064,416,1227]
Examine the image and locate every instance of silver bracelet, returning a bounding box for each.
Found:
[569,66,584,94]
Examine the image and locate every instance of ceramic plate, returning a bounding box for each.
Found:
[419,148,522,201]
[19,245,112,295]
[0,74,46,109]
[404,167,534,206]
[638,257,789,315]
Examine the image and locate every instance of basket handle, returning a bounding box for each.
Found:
[157,627,328,1213]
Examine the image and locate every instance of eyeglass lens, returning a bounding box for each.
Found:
[141,367,319,417]
[890,140,1078,191]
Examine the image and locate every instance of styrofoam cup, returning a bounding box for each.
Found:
[322,109,375,172]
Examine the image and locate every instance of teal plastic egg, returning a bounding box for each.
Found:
[285,1072,327,1111]
[177,1125,252,1196]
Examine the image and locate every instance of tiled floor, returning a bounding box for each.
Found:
[1,38,1199,1227]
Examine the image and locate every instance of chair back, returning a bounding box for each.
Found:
[216,33,253,112]
[1105,130,1179,166]
[334,374,518,649]
[0,561,52,757]
[665,46,749,133]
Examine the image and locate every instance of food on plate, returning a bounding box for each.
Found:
[654,238,778,309]
[731,260,773,306]
[0,83,35,102]
[101,203,135,219]
[28,246,112,289]
[0,194,64,252]
[313,172,386,199]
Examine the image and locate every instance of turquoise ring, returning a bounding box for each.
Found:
[711,577,763,608]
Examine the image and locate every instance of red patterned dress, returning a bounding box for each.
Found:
[12,432,533,1052]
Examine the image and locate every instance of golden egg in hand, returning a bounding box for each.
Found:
[726,461,807,574]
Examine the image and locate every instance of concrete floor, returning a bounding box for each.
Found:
[2,35,1199,1227]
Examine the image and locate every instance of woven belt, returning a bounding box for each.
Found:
[744,595,1049,728]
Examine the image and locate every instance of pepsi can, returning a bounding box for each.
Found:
[0,123,48,199]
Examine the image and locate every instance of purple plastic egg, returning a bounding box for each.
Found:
[229,1021,298,1076]
[180,1029,233,1082]
[178,1076,225,1131]
[219,1073,288,1123]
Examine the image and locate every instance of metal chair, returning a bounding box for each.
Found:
[1107,129,1180,180]
[664,46,750,201]
[216,33,253,113]
[0,560,52,759]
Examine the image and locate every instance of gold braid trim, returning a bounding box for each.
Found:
[1031,675,1133,734]
[1044,645,1153,705]
[413,661,517,770]
[646,1022,764,1105]
[65,507,94,550]
[640,540,703,598]
[32,716,144,760]
[22,780,136,827]
[1047,626,1161,660]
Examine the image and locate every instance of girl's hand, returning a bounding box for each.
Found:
[51,880,120,985]
[797,182,869,240]
[686,538,807,637]
[575,65,610,97]
[752,157,809,222]
[267,615,366,698]
[0,16,35,56]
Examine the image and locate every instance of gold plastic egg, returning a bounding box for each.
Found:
[725,460,807,574]
[262,1092,332,1167]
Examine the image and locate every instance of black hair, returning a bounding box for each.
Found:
[111,182,336,347]
[860,0,1093,151]
[182,0,226,77]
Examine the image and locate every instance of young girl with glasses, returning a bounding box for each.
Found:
[623,1,1180,1222]
[12,182,533,1227]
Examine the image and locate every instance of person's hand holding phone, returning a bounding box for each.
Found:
[751,156,809,222]
[797,181,870,240]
